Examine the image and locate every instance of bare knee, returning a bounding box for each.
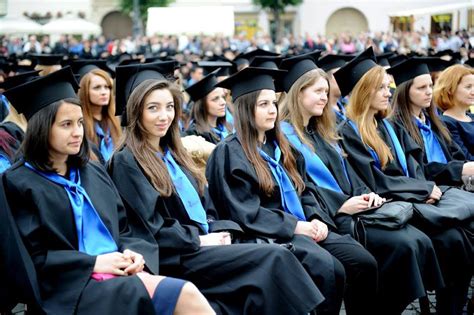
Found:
[174,282,215,315]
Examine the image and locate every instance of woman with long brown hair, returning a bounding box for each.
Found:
[184,70,232,144]
[78,68,121,163]
[207,66,378,315]
[108,64,324,315]
[335,48,473,315]
[389,58,474,187]
[278,52,444,314]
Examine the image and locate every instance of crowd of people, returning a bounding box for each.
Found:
[0,30,473,315]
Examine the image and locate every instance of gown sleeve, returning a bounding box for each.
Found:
[206,139,298,241]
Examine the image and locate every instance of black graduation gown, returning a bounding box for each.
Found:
[391,118,467,187]
[3,161,159,315]
[206,134,378,315]
[339,118,474,313]
[108,147,324,315]
[338,118,435,202]
[0,177,42,313]
[304,128,444,312]
[184,122,221,144]
[441,113,474,160]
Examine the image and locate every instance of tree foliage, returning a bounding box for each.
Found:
[253,0,303,42]
[120,0,174,19]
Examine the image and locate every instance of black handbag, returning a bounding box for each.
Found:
[352,201,413,246]
[412,187,474,230]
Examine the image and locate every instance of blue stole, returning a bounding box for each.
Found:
[24,163,118,255]
[225,107,234,125]
[347,119,409,176]
[1,94,10,112]
[0,154,11,174]
[333,98,347,121]
[414,116,448,164]
[95,122,114,162]
[159,148,209,233]
[211,124,229,141]
[258,141,306,221]
[280,122,344,193]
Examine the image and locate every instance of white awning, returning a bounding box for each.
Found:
[390,2,473,17]
[0,15,43,34]
[42,14,101,35]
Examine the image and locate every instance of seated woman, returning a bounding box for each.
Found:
[334,48,473,315]
[2,67,214,315]
[207,66,379,315]
[436,65,474,160]
[108,64,324,315]
[184,70,232,144]
[78,68,121,164]
[278,52,444,314]
[388,59,474,187]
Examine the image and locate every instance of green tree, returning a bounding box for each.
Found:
[253,0,303,43]
[120,0,174,20]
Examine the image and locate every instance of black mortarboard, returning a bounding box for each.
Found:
[198,61,233,77]
[216,67,286,102]
[316,54,353,72]
[388,54,408,67]
[386,58,431,86]
[249,56,284,69]
[0,70,40,91]
[279,50,322,92]
[31,54,64,66]
[13,64,36,74]
[425,57,454,72]
[71,60,115,82]
[185,69,219,102]
[376,52,395,68]
[3,67,78,120]
[334,47,378,97]
[115,61,176,122]
[234,48,280,66]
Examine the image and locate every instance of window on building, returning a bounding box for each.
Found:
[390,16,413,32]
[431,13,452,33]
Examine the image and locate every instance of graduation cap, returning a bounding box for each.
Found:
[279,50,322,92]
[0,70,40,91]
[388,54,408,67]
[424,57,454,72]
[3,67,79,120]
[234,48,280,67]
[198,61,234,77]
[216,67,287,102]
[185,69,219,102]
[115,61,176,123]
[30,54,64,66]
[13,64,36,74]
[71,60,115,82]
[376,52,395,68]
[249,56,284,69]
[386,58,431,86]
[316,54,353,72]
[334,47,378,97]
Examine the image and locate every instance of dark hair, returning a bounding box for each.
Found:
[234,90,305,195]
[391,79,451,146]
[22,98,90,172]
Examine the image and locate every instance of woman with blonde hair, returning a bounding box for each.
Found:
[279,51,443,315]
[436,65,474,160]
[335,48,473,315]
[79,68,121,163]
